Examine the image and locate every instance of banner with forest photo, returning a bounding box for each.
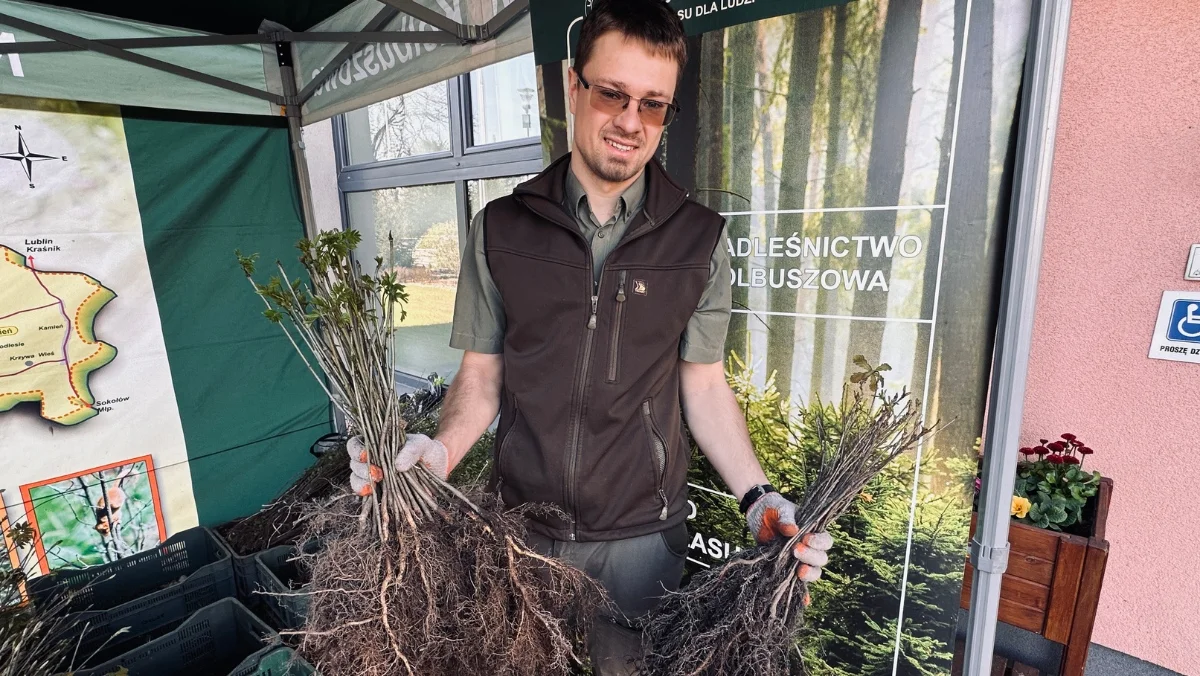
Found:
[530,0,1032,673]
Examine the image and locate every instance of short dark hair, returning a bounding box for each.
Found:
[574,0,688,81]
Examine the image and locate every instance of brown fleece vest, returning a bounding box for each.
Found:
[484,154,725,542]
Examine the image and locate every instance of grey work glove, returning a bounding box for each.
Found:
[347,433,449,496]
[746,491,833,584]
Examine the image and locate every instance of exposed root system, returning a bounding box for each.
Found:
[643,372,936,676]
[641,541,801,675]
[291,489,607,676]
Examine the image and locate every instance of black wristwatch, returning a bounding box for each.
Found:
[738,483,777,515]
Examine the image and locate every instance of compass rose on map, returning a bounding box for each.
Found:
[0,126,67,188]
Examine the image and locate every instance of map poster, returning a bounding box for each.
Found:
[0,97,198,573]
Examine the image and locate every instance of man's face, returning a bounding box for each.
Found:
[569,31,679,185]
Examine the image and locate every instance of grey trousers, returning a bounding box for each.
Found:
[527,523,689,676]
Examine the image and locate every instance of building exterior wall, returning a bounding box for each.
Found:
[1025,1,1200,672]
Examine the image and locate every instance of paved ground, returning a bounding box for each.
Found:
[957,610,1184,675]
[1087,644,1183,676]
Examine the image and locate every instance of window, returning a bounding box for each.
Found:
[467,175,537,221]
[470,53,540,147]
[345,184,460,380]
[336,55,545,383]
[344,81,451,165]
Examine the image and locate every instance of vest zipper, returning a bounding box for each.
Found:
[641,399,670,520]
[606,271,628,383]
[566,271,601,541]
[512,191,690,541]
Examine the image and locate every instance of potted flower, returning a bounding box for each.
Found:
[961,433,1114,676]
[1013,434,1104,536]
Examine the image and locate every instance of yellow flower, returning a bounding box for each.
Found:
[1011,496,1031,519]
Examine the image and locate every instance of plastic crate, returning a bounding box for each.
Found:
[212,529,271,606]
[253,542,316,630]
[74,597,280,676]
[30,527,235,657]
[240,646,320,676]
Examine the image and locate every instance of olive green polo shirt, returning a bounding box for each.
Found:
[449,168,732,364]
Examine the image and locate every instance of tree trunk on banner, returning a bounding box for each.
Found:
[842,0,924,373]
[910,0,966,411]
[766,11,824,400]
[807,4,849,403]
[931,0,996,456]
[695,30,728,214]
[725,23,758,357]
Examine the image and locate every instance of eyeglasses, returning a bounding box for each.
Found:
[577,72,680,127]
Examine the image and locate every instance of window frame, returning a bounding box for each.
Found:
[332,60,545,386]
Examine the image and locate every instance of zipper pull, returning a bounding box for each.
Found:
[616,271,627,303]
[587,295,598,330]
[658,490,669,520]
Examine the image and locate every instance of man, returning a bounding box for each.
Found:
[352,1,832,672]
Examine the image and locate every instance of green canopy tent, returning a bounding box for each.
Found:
[0,0,532,227]
[0,0,530,535]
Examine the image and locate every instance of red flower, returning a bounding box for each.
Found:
[1039,439,1049,445]
[1019,447,1033,455]
[1062,456,1080,465]
[1048,441,1066,452]
[1033,446,1049,455]
[1079,446,1094,455]
[1061,433,1077,441]
[1046,454,1065,464]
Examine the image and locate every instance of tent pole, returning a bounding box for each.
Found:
[378,0,470,40]
[277,42,318,238]
[483,0,530,40]
[961,0,1072,673]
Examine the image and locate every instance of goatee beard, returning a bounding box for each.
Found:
[580,145,643,184]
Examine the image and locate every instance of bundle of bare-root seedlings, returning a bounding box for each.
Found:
[237,231,605,676]
[641,362,937,675]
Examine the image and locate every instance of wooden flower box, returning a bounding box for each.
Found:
[957,477,1113,675]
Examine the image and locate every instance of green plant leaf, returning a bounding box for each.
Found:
[1046,503,1068,523]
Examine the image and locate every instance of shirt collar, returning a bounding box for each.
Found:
[565,167,647,227]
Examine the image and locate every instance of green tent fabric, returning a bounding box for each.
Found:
[295,0,533,124]
[0,0,534,123]
[124,109,332,526]
[36,0,356,35]
[0,0,282,116]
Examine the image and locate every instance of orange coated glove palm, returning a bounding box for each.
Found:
[746,492,833,584]
[347,434,449,496]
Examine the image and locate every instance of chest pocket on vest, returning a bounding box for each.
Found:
[603,265,708,385]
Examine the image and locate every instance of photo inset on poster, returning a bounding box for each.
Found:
[21,455,165,574]
[0,492,28,607]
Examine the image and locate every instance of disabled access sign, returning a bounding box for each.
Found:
[1149,291,1200,364]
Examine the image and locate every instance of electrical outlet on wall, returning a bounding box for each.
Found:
[1188,244,1200,281]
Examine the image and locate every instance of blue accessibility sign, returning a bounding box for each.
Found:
[1167,299,1200,343]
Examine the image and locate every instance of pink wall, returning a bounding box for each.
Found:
[1023,1,1200,672]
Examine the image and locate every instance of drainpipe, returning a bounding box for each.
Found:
[962,0,1072,673]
